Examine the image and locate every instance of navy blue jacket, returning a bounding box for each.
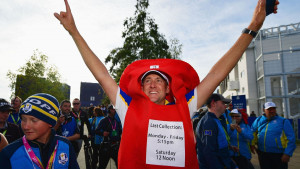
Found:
[196,112,236,169]
[95,116,122,142]
[0,129,79,169]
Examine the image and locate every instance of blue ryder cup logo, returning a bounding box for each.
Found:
[23,103,32,113]
[58,152,68,165]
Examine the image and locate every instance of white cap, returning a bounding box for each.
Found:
[264,102,276,109]
[229,109,241,115]
[141,70,169,84]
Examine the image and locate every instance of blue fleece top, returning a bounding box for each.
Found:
[0,129,79,169]
[251,115,296,156]
[227,122,253,159]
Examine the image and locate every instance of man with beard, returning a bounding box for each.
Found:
[55,100,81,157]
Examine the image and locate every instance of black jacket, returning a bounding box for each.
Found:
[70,109,91,138]
[95,116,122,142]
[0,122,21,143]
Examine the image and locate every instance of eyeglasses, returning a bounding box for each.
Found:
[73,103,80,105]
[231,115,241,118]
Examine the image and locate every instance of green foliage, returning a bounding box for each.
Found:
[168,38,183,60]
[6,49,69,102]
[105,0,182,82]
[101,94,111,106]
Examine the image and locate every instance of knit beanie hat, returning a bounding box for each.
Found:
[19,93,59,127]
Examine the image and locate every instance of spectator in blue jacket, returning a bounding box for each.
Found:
[196,93,237,169]
[228,109,254,169]
[89,107,105,168]
[0,93,79,169]
[251,102,296,169]
[55,100,80,157]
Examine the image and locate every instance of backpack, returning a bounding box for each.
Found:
[192,109,208,133]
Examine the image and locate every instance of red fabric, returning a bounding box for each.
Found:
[239,109,248,124]
[118,59,200,169]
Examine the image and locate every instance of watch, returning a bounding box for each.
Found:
[242,28,257,38]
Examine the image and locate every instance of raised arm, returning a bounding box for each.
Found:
[196,0,279,109]
[54,0,118,105]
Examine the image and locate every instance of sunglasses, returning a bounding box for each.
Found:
[231,115,241,118]
[73,103,80,105]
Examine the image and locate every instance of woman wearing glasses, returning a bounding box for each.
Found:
[228,109,254,169]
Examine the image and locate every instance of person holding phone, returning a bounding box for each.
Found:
[228,109,254,169]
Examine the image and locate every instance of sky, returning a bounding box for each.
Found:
[1,0,299,101]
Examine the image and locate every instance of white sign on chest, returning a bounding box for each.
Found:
[146,119,185,167]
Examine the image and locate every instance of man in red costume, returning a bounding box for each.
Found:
[54,0,279,168]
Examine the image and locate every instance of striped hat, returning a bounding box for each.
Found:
[19,93,59,126]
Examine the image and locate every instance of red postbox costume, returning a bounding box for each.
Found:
[116,59,200,169]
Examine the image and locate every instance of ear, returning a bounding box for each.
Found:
[211,100,216,107]
[211,100,214,104]
[166,85,170,94]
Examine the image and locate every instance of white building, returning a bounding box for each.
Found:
[219,22,300,119]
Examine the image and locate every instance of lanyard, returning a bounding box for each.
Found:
[71,111,81,119]
[236,132,240,156]
[2,130,7,136]
[22,136,59,169]
[108,118,116,130]
[221,126,230,145]
[10,113,20,124]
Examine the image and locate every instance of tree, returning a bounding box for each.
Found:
[105,0,182,82]
[6,49,69,102]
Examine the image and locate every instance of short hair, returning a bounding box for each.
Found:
[12,96,22,103]
[60,100,71,107]
[72,98,80,102]
[206,93,231,108]
[94,107,104,116]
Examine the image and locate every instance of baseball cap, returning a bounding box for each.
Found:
[264,102,276,109]
[229,109,241,116]
[0,99,14,112]
[141,70,169,85]
[19,93,60,127]
[206,93,231,105]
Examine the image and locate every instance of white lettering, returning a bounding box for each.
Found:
[29,99,41,104]
[40,103,51,110]
[146,120,185,167]
[49,110,56,115]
